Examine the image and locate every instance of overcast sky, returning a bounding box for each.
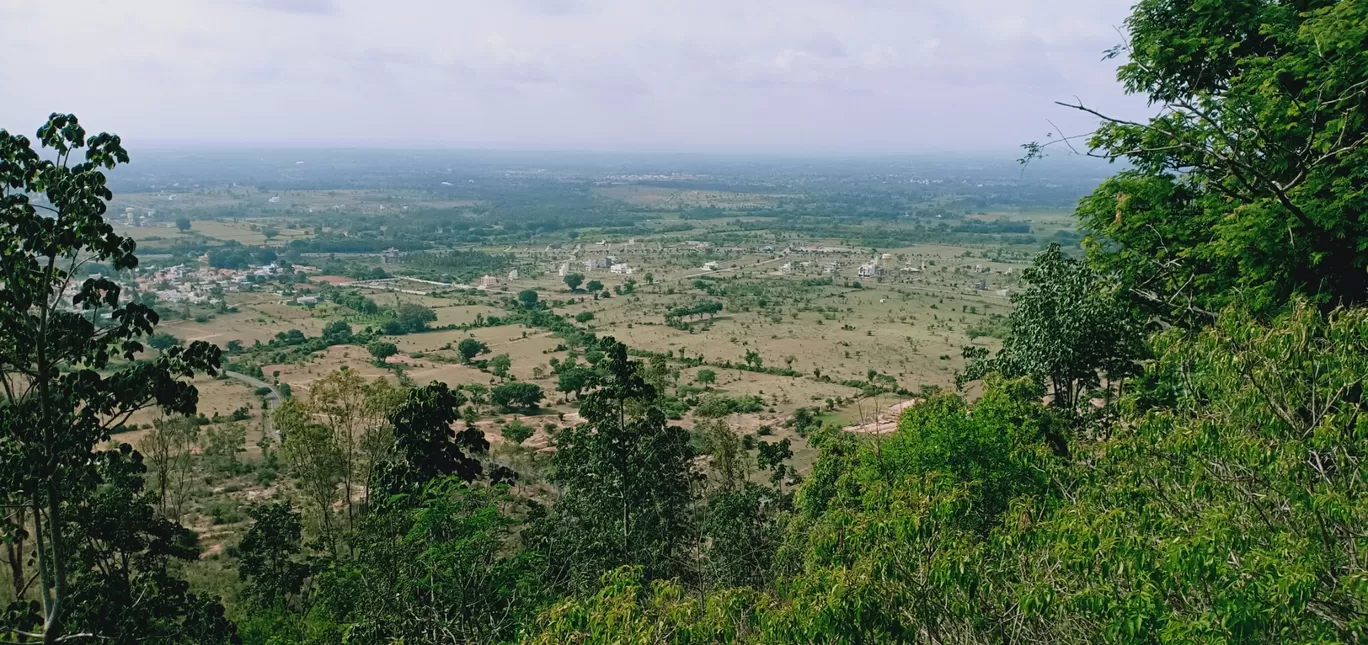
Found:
[1,0,1147,154]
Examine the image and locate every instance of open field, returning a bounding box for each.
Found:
[594,185,786,209]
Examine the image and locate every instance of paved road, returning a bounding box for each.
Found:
[224,370,281,408]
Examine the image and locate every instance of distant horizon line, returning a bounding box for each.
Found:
[119,141,1106,162]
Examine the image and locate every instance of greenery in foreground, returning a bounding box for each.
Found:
[5,1,1368,642]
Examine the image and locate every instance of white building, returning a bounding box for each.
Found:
[610,263,633,275]
[780,262,793,275]
[558,262,570,277]
[702,261,719,271]
[507,269,519,281]
[858,262,880,278]
[476,275,499,289]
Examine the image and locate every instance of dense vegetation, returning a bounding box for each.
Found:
[4,2,1368,642]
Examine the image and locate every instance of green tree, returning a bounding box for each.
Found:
[139,416,200,521]
[490,353,512,379]
[238,502,310,611]
[564,273,585,292]
[367,340,398,363]
[543,337,699,588]
[962,243,1143,431]
[374,382,488,495]
[0,115,225,644]
[491,381,543,412]
[518,289,539,309]
[1034,0,1368,321]
[575,311,595,324]
[395,303,436,333]
[313,478,543,643]
[556,366,595,402]
[502,419,534,445]
[308,368,403,532]
[201,422,247,473]
[462,383,489,412]
[148,332,181,350]
[586,280,603,294]
[321,319,353,345]
[175,217,191,231]
[457,337,489,363]
[273,399,346,555]
[695,369,716,389]
[743,349,762,369]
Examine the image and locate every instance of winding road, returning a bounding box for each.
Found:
[224,370,281,406]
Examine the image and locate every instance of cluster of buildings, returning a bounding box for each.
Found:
[61,260,312,313]
[555,255,634,276]
[122,207,162,228]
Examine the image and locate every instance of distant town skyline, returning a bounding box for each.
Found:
[2,0,1149,153]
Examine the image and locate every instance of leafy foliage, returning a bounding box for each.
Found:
[962,243,1144,423]
[0,114,225,644]
[542,337,699,589]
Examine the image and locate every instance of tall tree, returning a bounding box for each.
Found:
[273,399,345,556]
[307,368,401,533]
[545,337,699,589]
[0,115,222,643]
[962,244,1144,433]
[374,382,489,496]
[238,502,310,611]
[139,415,200,520]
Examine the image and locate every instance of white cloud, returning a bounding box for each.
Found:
[0,0,1148,152]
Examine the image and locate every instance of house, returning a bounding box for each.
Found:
[780,262,793,275]
[702,261,719,271]
[476,275,499,289]
[858,262,880,278]
[558,262,570,277]
[610,263,633,275]
[881,253,893,260]
[824,262,840,275]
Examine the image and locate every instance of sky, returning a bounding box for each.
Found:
[0,0,1149,154]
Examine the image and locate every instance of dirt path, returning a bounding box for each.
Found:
[843,398,920,435]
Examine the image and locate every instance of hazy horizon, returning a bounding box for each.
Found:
[2,0,1150,154]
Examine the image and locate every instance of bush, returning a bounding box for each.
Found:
[502,420,535,445]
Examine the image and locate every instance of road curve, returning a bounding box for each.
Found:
[224,370,281,408]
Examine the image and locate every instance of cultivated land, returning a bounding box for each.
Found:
[86,163,1080,584]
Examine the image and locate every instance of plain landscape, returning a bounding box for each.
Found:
[4,0,1368,643]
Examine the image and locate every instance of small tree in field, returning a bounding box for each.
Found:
[458,338,490,363]
[368,340,399,363]
[490,354,512,380]
[564,273,585,292]
[518,289,539,309]
[695,369,717,389]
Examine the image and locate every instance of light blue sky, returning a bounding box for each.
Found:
[1,0,1148,153]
